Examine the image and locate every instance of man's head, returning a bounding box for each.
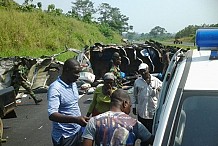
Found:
[62,58,81,84]
[110,89,132,114]
[103,72,115,88]
[112,52,121,66]
[138,63,150,80]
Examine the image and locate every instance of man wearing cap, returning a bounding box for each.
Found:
[86,72,117,117]
[132,63,162,133]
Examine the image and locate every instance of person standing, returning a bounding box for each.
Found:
[109,52,123,88]
[86,72,117,117]
[82,89,154,146]
[132,63,162,133]
[47,58,89,146]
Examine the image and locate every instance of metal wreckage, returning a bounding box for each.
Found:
[0,40,180,144]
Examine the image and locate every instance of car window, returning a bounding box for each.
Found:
[173,96,218,146]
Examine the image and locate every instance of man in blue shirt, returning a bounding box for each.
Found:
[47,58,89,146]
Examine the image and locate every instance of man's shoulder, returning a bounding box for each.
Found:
[134,77,144,83]
[151,75,162,83]
[95,111,137,125]
[48,79,61,89]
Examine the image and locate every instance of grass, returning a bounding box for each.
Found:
[0,9,122,61]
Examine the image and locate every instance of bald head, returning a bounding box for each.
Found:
[110,89,130,107]
[61,58,81,84]
[63,58,80,73]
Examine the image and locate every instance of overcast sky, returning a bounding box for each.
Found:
[14,0,218,33]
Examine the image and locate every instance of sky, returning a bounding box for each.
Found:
[14,0,218,34]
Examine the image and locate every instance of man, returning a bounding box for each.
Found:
[47,58,89,146]
[132,63,162,133]
[82,89,154,146]
[11,58,42,104]
[109,52,123,88]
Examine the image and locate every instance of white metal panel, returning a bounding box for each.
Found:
[184,50,218,90]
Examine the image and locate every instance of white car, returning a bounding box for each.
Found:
[153,28,218,146]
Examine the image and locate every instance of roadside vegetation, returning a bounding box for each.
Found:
[0,0,217,61]
[0,9,122,60]
[0,0,129,61]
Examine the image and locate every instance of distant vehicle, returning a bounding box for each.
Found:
[153,28,218,146]
[174,39,183,44]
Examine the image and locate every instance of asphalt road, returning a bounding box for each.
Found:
[2,92,140,146]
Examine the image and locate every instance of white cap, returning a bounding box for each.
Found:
[138,63,149,71]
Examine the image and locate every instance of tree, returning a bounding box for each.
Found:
[71,0,95,21]
[0,0,11,7]
[149,26,167,37]
[97,3,111,23]
[37,2,42,9]
[97,3,129,34]
[47,4,55,12]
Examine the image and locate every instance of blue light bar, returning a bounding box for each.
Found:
[196,28,218,50]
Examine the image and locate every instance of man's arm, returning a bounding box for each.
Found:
[82,118,96,146]
[137,121,154,145]
[49,113,89,127]
[47,87,89,126]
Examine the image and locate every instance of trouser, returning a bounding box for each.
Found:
[52,129,83,146]
[138,116,154,146]
[138,115,153,133]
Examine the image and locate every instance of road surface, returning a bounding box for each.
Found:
[2,92,140,146]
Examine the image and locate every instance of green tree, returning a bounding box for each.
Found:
[37,2,42,9]
[175,25,200,38]
[97,3,129,34]
[0,0,11,7]
[149,26,167,37]
[71,0,95,21]
[47,4,55,12]
[97,3,111,23]
[55,8,63,16]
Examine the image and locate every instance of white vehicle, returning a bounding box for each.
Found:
[153,28,218,146]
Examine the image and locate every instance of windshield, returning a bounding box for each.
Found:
[173,96,218,146]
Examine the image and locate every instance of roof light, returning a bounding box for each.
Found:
[196,28,218,51]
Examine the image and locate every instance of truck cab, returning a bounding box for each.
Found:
[153,28,218,146]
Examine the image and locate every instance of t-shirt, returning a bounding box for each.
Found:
[82,111,151,146]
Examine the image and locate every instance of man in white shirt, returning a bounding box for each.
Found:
[132,63,162,133]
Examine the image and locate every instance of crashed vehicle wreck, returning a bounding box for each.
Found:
[0,40,179,101]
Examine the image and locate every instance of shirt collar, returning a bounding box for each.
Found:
[57,76,73,88]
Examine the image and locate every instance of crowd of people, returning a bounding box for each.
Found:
[47,52,163,146]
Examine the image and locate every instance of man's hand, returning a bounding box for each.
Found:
[133,108,137,115]
[76,116,90,127]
